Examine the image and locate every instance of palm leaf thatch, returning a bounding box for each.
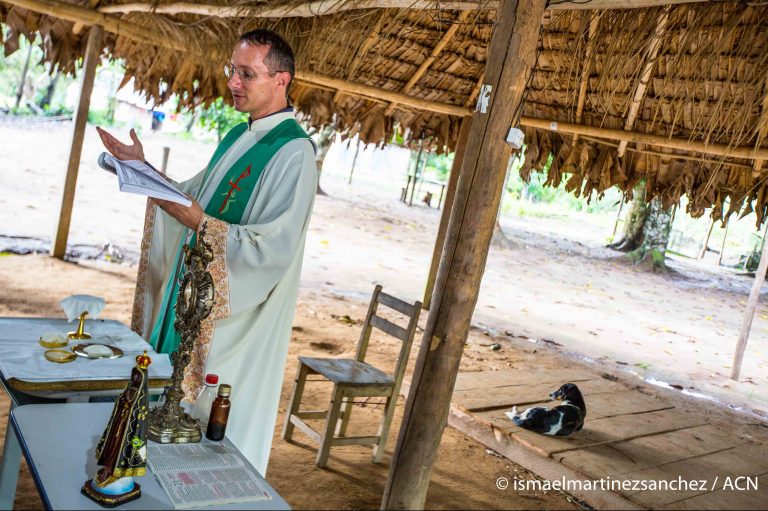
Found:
[1,0,767,224]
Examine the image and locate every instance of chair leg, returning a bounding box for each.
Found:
[334,397,354,437]
[282,362,309,442]
[372,392,398,463]
[316,386,344,468]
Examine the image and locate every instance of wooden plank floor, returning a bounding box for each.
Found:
[439,369,768,510]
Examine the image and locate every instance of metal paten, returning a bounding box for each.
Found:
[147,224,214,443]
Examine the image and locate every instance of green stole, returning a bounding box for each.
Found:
[150,118,309,354]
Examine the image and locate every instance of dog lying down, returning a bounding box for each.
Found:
[504,383,586,436]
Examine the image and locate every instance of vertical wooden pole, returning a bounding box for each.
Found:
[348,140,361,184]
[612,196,625,238]
[718,219,730,266]
[423,117,472,310]
[161,146,171,173]
[381,1,546,508]
[51,25,103,259]
[731,238,768,380]
[409,140,424,206]
[697,217,715,259]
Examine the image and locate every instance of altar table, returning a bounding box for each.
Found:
[10,403,290,510]
[0,317,173,508]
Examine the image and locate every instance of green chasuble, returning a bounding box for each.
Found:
[150,118,309,354]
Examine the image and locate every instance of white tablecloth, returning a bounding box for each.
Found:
[0,317,172,382]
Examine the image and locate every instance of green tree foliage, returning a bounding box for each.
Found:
[197,98,247,142]
[422,152,453,181]
[0,32,75,114]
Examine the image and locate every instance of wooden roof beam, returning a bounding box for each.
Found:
[96,0,717,17]
[384,9,472,116]
[520,117,768,161]
[617,5,670,157]
[72,0,99,34]
[548,0,709,8]
[5,0,188,52]
[98,1,492,17]
[296,71,468,116]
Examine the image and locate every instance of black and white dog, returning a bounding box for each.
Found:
[504,383,586,436]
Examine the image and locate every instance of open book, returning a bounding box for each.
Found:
[147,443,272,509]
[98,152,191,207]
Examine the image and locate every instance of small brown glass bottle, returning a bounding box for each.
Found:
[205,384,232,441]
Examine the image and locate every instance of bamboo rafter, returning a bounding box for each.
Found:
[573,11,600,144]
[617,5,670,157]
[333,10,388,103]
[384,9,472,115]
[754,77,768,172]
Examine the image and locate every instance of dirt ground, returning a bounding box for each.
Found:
[2,119,768,508]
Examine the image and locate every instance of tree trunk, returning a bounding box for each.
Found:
[315,123,335,195]
[607,182,647,252]
[185,113,196,132]
[627,197,673,272]
[15,42,34,110]
[39,65,60,109]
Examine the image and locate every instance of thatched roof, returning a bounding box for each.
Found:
[2,0,768,224]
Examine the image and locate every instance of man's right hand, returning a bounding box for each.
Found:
[96,127,146,162]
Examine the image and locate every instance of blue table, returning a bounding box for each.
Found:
[11,403,290,510]
[0,317,172,509]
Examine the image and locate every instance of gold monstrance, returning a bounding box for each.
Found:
[147,224,214,443]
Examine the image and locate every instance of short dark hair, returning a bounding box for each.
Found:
[238,29,295,94]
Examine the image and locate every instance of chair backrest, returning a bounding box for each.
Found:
[356,285,421,387]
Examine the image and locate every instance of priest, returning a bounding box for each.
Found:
[97,29,317,475]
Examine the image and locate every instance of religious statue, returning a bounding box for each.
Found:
[81,351,151,507]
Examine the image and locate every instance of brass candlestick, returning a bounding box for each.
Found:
[147,225,214,444]
[68,311,92,340]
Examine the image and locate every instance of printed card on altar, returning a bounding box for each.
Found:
[98,152,192,207]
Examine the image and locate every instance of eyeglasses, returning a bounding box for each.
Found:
[224,64,285,83]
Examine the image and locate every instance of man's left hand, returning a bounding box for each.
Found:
[153,197,204,231]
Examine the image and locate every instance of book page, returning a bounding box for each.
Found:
[147,443,243,471]
[154,470,271,509]
[147,443,272,509]
[100,153,192,206]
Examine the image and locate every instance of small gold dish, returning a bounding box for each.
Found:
[39,333,68,349]
[44,349,76,363]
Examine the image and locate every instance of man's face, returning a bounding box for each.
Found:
[227,42,288,117]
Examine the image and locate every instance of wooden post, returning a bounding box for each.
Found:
[718,219,730,266]
[612,196,625,238]
[161,146,171,173]
[423,117,472,310]
[697,217,715,259]
[381,0,546,508]
[51,25,103,259]
[409,140,425,206]
[348,140,361,184]
[731,237,768,380]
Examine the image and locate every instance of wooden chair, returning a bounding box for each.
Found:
[282,285,421,467]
